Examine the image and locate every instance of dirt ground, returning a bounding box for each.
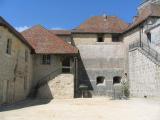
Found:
[0,98,160,120]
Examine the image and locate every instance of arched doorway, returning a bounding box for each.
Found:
[96,76,105,85]
[113,76,121,84]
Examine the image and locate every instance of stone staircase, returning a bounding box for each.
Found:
[129,41,160,65]
[37,74,74,99]
[128,40,160,97]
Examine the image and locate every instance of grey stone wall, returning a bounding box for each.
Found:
[129,49,160,97]
[77,43,125,97]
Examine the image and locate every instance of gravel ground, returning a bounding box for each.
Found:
[0,98,160,120]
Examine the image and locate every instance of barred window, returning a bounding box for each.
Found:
[42,55,51,65]
[6,39,12,54]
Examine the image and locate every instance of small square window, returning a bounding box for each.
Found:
[96,76,105,85]
[42,55,51,65]
[112,36,120,42]
[97,35,104,42]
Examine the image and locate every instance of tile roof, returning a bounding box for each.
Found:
[124,3,160,33]
[21,25,78,54]
[73,16,129,33]
[0,16,33,50]
[49,30,71,35]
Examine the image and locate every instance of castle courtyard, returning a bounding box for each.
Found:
[0,98,160,120]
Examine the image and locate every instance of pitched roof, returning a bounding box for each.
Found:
[124,3,160,33]
[72,16,129,33]
[0,16,33,49]
[21,25,78,54]
[49,30,71,35]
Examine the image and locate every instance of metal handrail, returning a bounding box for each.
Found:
[129,41,160,63]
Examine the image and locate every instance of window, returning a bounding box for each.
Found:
[113,76,121,84]
[62,58,70,73]
[112,35,120,42]
[97,34,104,42]
[6,39,12,54]
[147,32,151,43]
[42,55,51,65]
[25,50,29,62]
[96,76,105,85]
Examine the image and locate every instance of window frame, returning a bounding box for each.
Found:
[112,35,120,42]
[42,54,51,65]
[6,39,12,55]
[96,76,105,85]
[97,34,104,42]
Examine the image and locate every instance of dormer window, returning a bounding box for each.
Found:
[97,34,104,42]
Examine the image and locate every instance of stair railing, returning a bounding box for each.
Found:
[129,40,160,63]
[35,66,73,89]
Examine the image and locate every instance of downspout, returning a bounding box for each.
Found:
[139,24,144,47]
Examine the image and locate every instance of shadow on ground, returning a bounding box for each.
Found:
[0,99,51,112]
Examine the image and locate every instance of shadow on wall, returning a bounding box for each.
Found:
[77,54,93,98]
[0,84,53,112]
[36,83,54,99]
[0,98,51,112]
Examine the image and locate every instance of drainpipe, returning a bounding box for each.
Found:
[74,56,78,98]
[139,24,144,47]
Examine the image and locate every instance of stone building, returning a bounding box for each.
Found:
[0,17,33,105]
[0,0,160,105]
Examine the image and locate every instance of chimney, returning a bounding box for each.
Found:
[103,13,107,21]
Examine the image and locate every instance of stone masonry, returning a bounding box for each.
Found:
[129,49,160,97]
[37,74,74,99]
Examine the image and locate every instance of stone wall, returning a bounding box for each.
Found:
[32,55,62,87]
[76,43,125,96]
[129,49,160,97]
[37,74,74,99]
[0,26,32,104]
[72,34,113,46]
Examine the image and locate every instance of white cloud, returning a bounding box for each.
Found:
[15,26,29,32]
[51,27,64,30]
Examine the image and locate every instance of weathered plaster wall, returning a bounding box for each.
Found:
[147,18,160,44]
[129,49,160,97]
[32,55,75,90]
[32,55,62,87]
[76,42,125,96]
[0,26,32,104]
[72,34,113,46]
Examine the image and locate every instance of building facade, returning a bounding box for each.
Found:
[0,0,160,105]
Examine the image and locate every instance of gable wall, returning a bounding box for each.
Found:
[0,26,33,104]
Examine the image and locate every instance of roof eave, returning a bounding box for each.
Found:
[0,17,34,50]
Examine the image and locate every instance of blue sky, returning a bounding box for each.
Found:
[0,0,141,31]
